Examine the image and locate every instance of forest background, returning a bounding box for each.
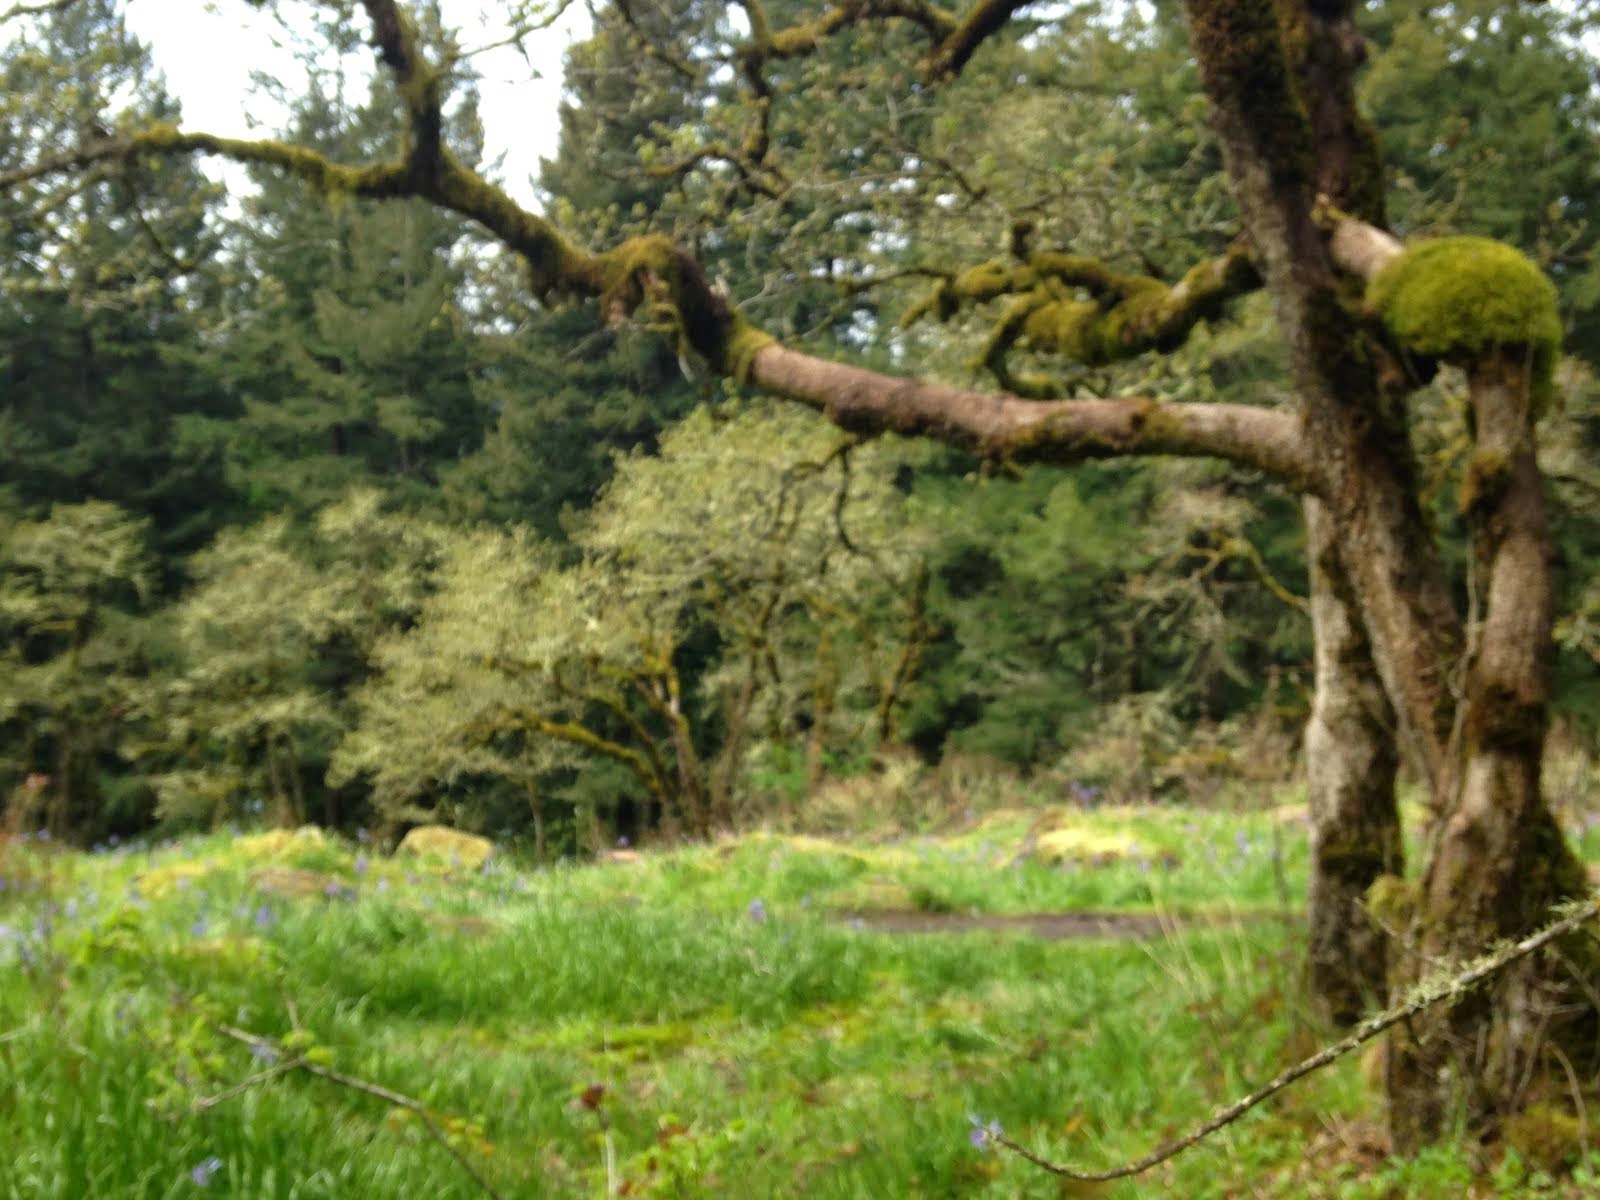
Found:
[4,0,1600,861]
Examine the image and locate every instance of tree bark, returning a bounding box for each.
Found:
[1387,351,1593,1147]
[1303,497,1401,1026]
[1183,0,1593,1145]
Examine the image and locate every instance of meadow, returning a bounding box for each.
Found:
[4,789,1600,1199]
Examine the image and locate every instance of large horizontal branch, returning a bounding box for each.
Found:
[745,343,1314,484]
[2,0,1312,493]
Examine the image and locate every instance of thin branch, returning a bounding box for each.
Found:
[926,0,1039,79]
[0,0,79,23]
[193,1057,308,1112]
[214,1025,506,1200]
[991,895,1600,1182]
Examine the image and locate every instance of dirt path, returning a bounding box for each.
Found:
[836,909,1279,940]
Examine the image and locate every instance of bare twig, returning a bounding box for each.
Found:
[213,1025,506,1200]
[193,1057,308,1112]
[991,895,1600,1182]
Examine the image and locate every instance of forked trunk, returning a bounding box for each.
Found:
[1386,352,1594,1148]
[1184,0,1595,1147]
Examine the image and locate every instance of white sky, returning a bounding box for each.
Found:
[119,0,588,209]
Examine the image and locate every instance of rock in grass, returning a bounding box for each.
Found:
[1031,827,1145,867]
[234,826,328,859]
[396,825,494,870]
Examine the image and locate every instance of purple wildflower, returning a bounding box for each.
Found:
[189,1156,223,1186]
[353,855,369,876]
[747,898,768,924]
[190,915,210,937]
[253,905,275,930]
[967,1115,1004,1151]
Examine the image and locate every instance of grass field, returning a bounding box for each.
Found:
[3,795,1599,1198]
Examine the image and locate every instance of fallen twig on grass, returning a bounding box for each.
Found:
[205,1023,507,1200]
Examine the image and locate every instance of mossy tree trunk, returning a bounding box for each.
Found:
[1185,0,1593,1147]
[1303,497,1401,1026]
[1385,350,1592,1146]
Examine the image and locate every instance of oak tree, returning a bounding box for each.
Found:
[10,0,1596,1148]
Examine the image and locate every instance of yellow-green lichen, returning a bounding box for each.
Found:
[1367,236,1562,404]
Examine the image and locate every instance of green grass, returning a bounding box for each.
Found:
[2,801,1598,1198]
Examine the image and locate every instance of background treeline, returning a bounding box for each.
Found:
[4,0,1600,852]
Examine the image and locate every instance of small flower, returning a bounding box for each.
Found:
[253,905,275,930]
[967,1114,1004,1151]
[747,898,768,924]
[189,1155,223,1186]
[190,915,210,937]
[617,835,631,849]
[353,855,369,876]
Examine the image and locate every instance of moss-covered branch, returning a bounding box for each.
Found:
[0,0,80,23]
[905,243,1261,397]
[4,0,1313,494]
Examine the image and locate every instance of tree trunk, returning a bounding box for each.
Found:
[1387,351,1593,1148]
[1303,497,1401,1026]
[1183,0,1594,1146]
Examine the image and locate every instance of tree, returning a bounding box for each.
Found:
[139,490,451,828]
[0,502,155,836]
[9,0,1596,1150]
[0,0,236,568]
[336,403,928,839]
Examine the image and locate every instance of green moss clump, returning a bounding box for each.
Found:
[723,318,775,382]
[1367,236,1562,404]
[1459,448,1512,516]
[1364,873,1416,929]
[954,261,1027,302]
[1020,298,1097,358]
